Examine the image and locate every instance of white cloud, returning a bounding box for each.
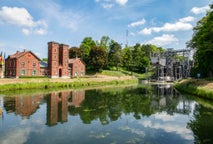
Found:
[139,19,193,35]
[154,112,177,122]
[179,16,195,23]
[191,6,210,14]
[128,18,146,27]
[22,28,31,35]
[116,0,128,6]
[34,28,47,35]
[139,28,151,35]
[102,3,114,9]
[0,6,48,35]
[139,120,193,140]
[145,34,178,46]
[1,128,31,144]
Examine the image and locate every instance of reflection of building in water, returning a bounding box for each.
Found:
[69,90,85,107]
[3,95,42,118]
[46,90,85,126]
[151,84,192,115]
[46,91,69,126]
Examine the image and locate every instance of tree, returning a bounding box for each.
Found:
[88,46,107,71]
[69,47,81,58]
[187,4,213,77]
[132,43,149,72]
[80,37,96,64]
[97,36,110,52]
[122,47,132,71]
[108,40,122,70]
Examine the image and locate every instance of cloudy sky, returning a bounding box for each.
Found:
[0,0,211,58]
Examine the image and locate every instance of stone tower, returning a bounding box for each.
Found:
[48,42,69,78]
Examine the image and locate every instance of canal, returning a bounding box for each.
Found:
[0,84,213,144]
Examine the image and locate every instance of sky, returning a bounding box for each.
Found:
[0,0,212,58]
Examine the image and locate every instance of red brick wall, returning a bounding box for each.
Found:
[17,53,40,77]
[71,59,85,78]
[5,52,40,77]
[48,42,59,78]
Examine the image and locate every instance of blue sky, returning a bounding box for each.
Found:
[0,0,211,58]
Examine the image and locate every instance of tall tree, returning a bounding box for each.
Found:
[69,46,81,58]
[108,40,122,70]
[187,4,213,77]
[88,46,107,71]
[97,36,110,52]
[80,37,96,63]
[122,47,133,71]
[132,43,149,72]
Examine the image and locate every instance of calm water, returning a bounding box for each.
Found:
[0,84,213,144]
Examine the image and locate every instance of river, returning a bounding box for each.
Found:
[0,84,213,144]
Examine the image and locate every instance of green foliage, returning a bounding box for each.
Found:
[97,36,110,52]
[0,78,138,92]
[122,47,132,71]
[42,58,48,62]
[187,4,213,77]
[108,41,122,70]
[80,37,96,63]
[69,46,81,58]
[88,46,107,71]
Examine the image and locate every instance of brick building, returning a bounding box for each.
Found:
[48,41,85,78]
[69,58,85,78]
[5,50,41,78]
[4,41,85,78]
[48,42,70,78]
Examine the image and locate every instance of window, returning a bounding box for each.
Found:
[33,62,36,68]
[21,70,25,75]
[21,62,25,68]
[74,72,78,77]
[32,70,36,76]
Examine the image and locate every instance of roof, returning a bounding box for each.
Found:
[7,50,40,61]
[69,57,81,63]
[40,61,48,68]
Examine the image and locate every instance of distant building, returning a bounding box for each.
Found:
[48,41,86,78]
[48,42,70,78]
[0,53,4,78]
[4,41,86,78]
[5,50,41,78]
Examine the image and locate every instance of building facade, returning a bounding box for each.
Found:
[48,42,70,78]
[5,50,40,78]
[69,58,85,78]
[4,41,85,78]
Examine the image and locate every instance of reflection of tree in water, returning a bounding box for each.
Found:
[68,85,185,125]
[187,104,213,144]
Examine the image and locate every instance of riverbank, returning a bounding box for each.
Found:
[0,74,138,92]
[175,78,213,100]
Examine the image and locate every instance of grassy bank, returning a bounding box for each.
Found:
[0,76,138,92]
[175,78,213,100]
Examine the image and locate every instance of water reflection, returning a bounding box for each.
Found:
[46,90,85,126]
[0,84,213,143]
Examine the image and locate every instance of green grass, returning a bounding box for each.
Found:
[0,78,138,92]
[175,79,213,100]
